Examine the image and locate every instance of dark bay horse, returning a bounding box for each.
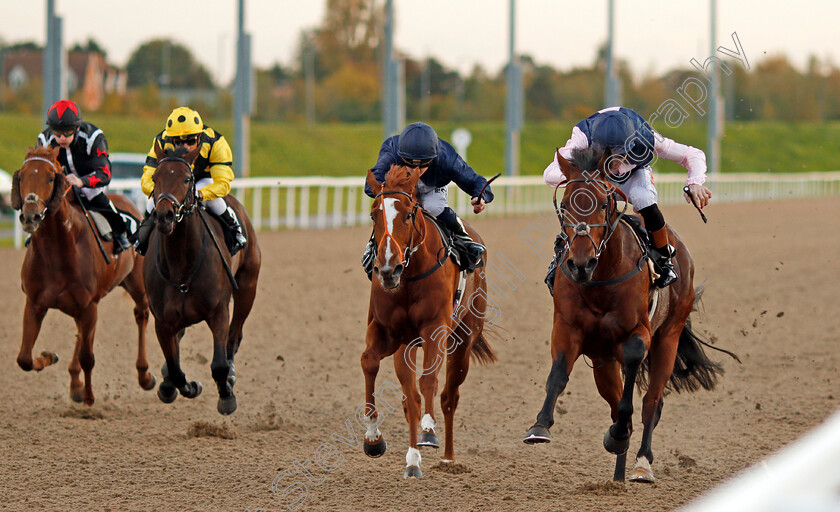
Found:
[12,146,155,405]
[361,165,497,478]
[145,144,261,415]
[523,148,738,482]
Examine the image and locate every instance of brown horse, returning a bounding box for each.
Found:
[145,144,261,415]
[522,147,738,482]
[12,146,155,405]
[361,165,497,478]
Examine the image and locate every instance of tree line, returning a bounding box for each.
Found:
[2,0,839,124]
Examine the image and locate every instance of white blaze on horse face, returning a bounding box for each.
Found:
[382,197,399,264]
[421,413,436,432]
[364,415,382,443]
[405,447,421,468]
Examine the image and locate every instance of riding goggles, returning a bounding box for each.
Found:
[171,135,200,146]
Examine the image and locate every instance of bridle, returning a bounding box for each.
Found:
[553,175,628,259]
[153,156,197,223]
[19,156,65,217]
[372,189,428,272]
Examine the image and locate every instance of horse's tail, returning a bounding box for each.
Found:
[666,285,741,393]
[457,323,499,366]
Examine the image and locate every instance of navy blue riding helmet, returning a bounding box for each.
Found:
[397,122,439,166]
[590,110,636,156]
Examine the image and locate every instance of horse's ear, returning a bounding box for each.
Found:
[366,169,382,196]
[555,149,577,176]
[10,169,22,210]
[45,171,66,212]
[407,166,428,188]
[185,142,201,164]
[49,145,60,161]
[153,139,165,161]
[598,146,614,177]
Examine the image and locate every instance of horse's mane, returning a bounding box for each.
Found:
[162,145,191,160]
[382,164,417,191]
[570,145,605,173]
[28,145,57,160]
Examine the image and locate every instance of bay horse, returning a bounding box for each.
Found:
[12,145,155,405]
[145,144,261,415]
[522,147,739,482]
[361,165,497,478]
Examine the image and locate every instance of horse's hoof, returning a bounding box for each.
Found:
[418,431,439,449]
[363,438,387,458]
[141,373,157,391]
[40,351,59,365]
[629,457,655,483]
[603,427,630,455]
[217,395,237,415]
[523,425,552,444]
[403,466,422,479]
[70,390,84,403]
[157,383,177,404]
[181,381,202,399]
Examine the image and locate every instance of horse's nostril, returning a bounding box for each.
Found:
[373,266,380,275]
[566,259,576,272]
[33,214,42,223]
[585,257,598,270]
[393,264,404,277]
[18,214,24,223]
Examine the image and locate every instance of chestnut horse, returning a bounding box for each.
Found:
[523,148,738,482]
[12,146,155,405]
[361,165,497,478]
[145,144,261,415]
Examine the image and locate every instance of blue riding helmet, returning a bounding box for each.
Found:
[397,122,439,166]
[590,111,636,155]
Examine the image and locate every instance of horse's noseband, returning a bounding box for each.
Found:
[557,177,626,260]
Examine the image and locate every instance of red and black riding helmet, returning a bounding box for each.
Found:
[46,100,82,131]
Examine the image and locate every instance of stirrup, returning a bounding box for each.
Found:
[653,245,677,288]
[114,232,132,254]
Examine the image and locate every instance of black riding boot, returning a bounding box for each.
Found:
[545,234,568,296]
[361,232,375,281]
[437,207,485,271]
[648,225,677,288]
[219,206,247,256]
[88,193,132,254]
[131,212,155,256]
[641,206,678,288]
[652,244,678,288]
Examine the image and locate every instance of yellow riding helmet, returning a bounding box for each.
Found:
[164,107,203,138]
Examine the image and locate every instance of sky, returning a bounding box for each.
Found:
[1,0,838,84]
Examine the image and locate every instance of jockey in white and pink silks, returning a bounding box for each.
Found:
[543,106,712,291]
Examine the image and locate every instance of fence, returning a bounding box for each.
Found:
[7,171,840,247]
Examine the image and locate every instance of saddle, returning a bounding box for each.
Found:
[422,212,482,273]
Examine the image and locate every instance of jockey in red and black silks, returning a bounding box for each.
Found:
[36,99,133,253]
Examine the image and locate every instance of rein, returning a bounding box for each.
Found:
[155,225,208,294]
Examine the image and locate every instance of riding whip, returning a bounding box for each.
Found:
[71,186,111,264]
[683,186,708,223]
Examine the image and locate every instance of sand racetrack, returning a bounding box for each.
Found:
[1,197,839,512]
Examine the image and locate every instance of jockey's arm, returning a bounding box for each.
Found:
[140,135,161,197]
[544,126,588,187]
[364,137,398,198]
[652,131,712,208]
[81,133,112,188]
[197,136,234,201]
[443,140,495,206]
